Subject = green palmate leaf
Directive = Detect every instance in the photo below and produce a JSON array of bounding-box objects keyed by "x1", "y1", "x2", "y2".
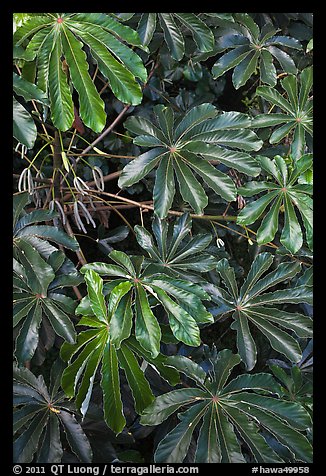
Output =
[
  {"x1": 125, "y1": 336, "x2": 180, "y2": 387},
  {"x1": 237, "y1": 155, "x2": 313, "y2": 252},
  {"x1": 210, "y1": 348, "x2": 241, "y2": 392},
  {"x1": 14, "y1": 13, "x2": 147, "y2": 131},
  {"x1": 212, "y1": 45, "x2": 251, "y2": 78},
  {"x1": 254, "y1": 67, "x2": 313, "y2": 160},
  {"x1": 140, "y1": 349, "x2": 312, "y2": 463},
  {"x1": 42, "y1": 299, "x2": 76, "y2": 344},
  {"x1": 260, "y1": 49, "x2": 277, "y2": 86},
  {"x1": 165, "y1": 355, "x2": 206, "y2": 387},
  {"x1": 121, "y1": 103, "x2": 261, "y2": 217},
  {"x1": 221, "y1": 404, "x2": 282, "y2": 462},
  {"x1": 72, "y1": 13, "x2": 144, "y2": 47},
  {"x1": 60, "y1": 266, "x2": 185, "y2": 434},
  {"x1": 13, "y1": 365, "x2": 92, "y2": 463},
  {"x1": 140, "y1": 388, "x2": 208, "y2": 426},
  {"x1": 48, "y1": 38, "x2": 74, "y2": 131},
  {"x1": 180, "y1": 150, "x2": 237, "y2": 202},
  {"x1": 195, "y1": 406, "x2": 221, "y2": 462},
  {"x1": 267, "y1": 46, "x2": 297, "y2": 74},
  {"x1": 14, "y1": 411, "x2": 49, "y2": 463},
  {"x1": 212, "y1": 15, "x2": 301, "y2": 89},
  {"x1": 108, "y1": 289, "x2": 133, "y2": 347},
  {"x1": 36, "y1": 414, "x2": 63, "y2": 463},
  {"x1": 82, "y1": 250, "x2": 211, "y2": 348},
  {"x1": 211, "y1": 253, "x2": 312, "y2": 370},
  {"x1": 215, "y1": 406, "x2": 245, "y2": 463},
  {"x1": 13, "y1": 231, "x2": 79, "y2": 363}
]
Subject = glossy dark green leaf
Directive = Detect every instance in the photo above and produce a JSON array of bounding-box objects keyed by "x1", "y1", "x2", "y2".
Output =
[
  {"x1": 148, "y1": 284, "x2": 200, "y2": 347},
  {"x1": 221, "y1": 372, "x2": 282, "y2": 396},
  {"x1": 174, "y1": 158, "x2": 208, "y2": 215},
  {"x1": 137, "y1": 13, "x2": 156, "y2": 46},
  {"x1": 232, "y1": 51, "x2": 259, "y2": 89},
  {"x1": 117, "y1": 342, "x2": 155, "y2": 413},
  {"x1": 84, "y1": 269, "x2": 107, "y2": 323},
  {"x1": 165, "y1": 355, "x2": 206, "y2": 387},
  {"x1": 72, "y1": 26, "x2": 143, "y2": 105},
  {"x1": 58, "y1": 410, "x2": 93, "y2": 462},
  {"x1": 101, "y1": 341, "x2": 125, "y2": 434},
  {"x1": 140, "y1": 388, "x2": 208, "y2": 426},
  {"x1": 260, "y1": 49, "x2": 277, "y2": 86},
  {"x1": 231, "y1": 314, "x2": 257, "y2": 371},
  {"x1": 13, "y1": 97, "x2": 37, "y2": 149},
  {"x1": 135, "y1": 284, "x2": 161, "y2": 358},
  {"x1": 61, "y1": 26, "x2": 106, "y2": 132},
  {"x1": 195, "y1": 406, "x2": 220, "y2": 462},
  {"x1": 212, "y1": 253, "x2": 312, "y2": 370},
  {"x1": 153, "y1": 156, "x2": 175, "y2": 218},
  {"x1": 13, "y1": 411, "x2": 49, "y2": 463},
  {"x1": 126, "y1": 336, "x2": 179, "y2": 386},
  {"x1": 37, "y1": 414, "x2": 62, "y2": 463},
  {"x1": 215, "y1": 406, "x2": 245, "y2": 463},
  {"x1": 13, "y1": 72, "x2": 49, "y2": 105},
  {"x1": 118, "y1": 148, "x2": 167, "y2": 188},
  {"x1": 109, "y1": 292, "x2": 133, "y2": 348},
  {"x1": 15, "y1": 239, "x2": 55, "y2": 295},
  {"x1": 222, "y1": 404, "x2": 282, "y2": 462},
  {"x1": 15, "y1": 304, "x2": 42, "y2": 364},
  {"x1": 154, "y1": 401, "x2": 209, "y2": 463},
  {"x1": 158, "y1": 13, "x2": 184, "y2": 61},
  {"x1": 17, "y1": 225, "x2": 79, "y2": 251},
  {"x1": 174, "y1": 13, "x2": 214, "y2": 53},
  {"x1": 42, "y1": 299, "x2": 76, "y2": 344},
  {"x1": 212, "y1": 45, "x2": 251, "y2": 78},
  {"x1": 48, "y1": 38, "x2": 74, "y2": 131}
]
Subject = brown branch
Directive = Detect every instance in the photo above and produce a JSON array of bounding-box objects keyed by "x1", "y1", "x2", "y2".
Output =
[{"x1": 63, "y1": 217, "x2": 87, "y2": 266}]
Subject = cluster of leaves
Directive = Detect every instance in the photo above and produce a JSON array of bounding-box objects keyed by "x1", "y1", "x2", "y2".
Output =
[{"x1": 13, "y1": 12, "x2": 313, "y2": 465}]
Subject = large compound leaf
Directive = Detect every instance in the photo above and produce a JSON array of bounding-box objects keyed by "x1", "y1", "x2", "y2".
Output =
[
  {"x1": 253, "y1": 67, "x2": 313, "y2": 160},
  {"x1": 140, "y1": 349, "x2": 312, "y2": 463},
  {"x1": 212, "y1": 14, "x2": 302, "y2": 89},
  {"x1": 237, "y1": 154, "x2": 313, "y2": 253},
  {"x1": 13, "y1": 13, "x2": 147, "y2": 131},
  {"x1": 61, "y1": 269, "x2": 164, "y2": 433},
  {"x1": 134, "y1": 213, "x2": 216, "y2": 279},
  {"x1": 119, "y1": 103, "x2": 262, "y2": 218},
  {"x1": 81, "y1": 250, "x2": 212, "y2": 354},
  {"x1": 208, "y1": 253, "x2": 312, "y2": 370},
  {"x1": 13, "y1": 365, "x2": 92, "y2": 463}
]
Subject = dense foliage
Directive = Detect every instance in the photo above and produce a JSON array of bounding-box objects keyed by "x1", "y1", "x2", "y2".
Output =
[{"x1": 13, "y1": 12, "x2": 313, "y2": 464}]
